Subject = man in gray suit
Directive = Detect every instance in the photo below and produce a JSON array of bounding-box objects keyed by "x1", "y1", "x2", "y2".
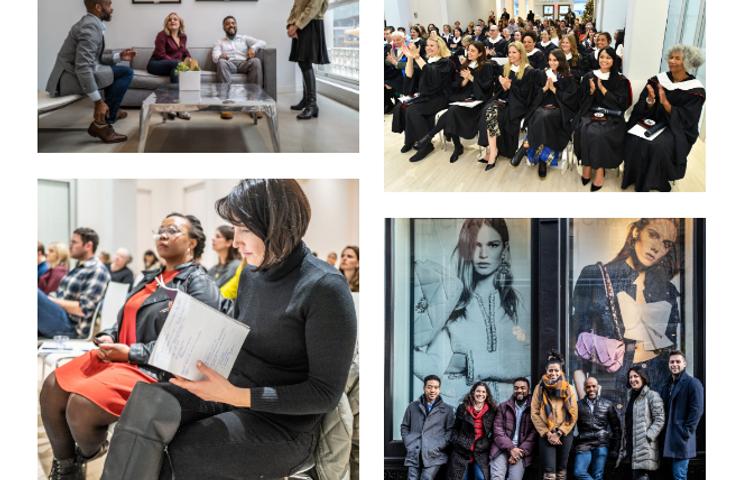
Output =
[{"x1": 46, "y1": 0, "x2": 135, "y2": 143}]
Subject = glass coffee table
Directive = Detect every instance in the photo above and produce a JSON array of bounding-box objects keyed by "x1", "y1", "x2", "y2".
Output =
[{"x1": 138, "y1": 83, "x2": 280, "y2": 153}]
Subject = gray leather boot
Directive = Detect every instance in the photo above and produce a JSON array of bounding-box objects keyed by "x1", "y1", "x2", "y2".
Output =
[{"x1": 100, "y1": 383, "x2": 181, "y2": 480}]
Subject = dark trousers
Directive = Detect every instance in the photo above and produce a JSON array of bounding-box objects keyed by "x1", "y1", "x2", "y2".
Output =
[
  {"x1": 147, "y1": 59, "x2": 180, "y2": 83},
  {"x1": 538, "y1": 433, "x2": 574, "y2": 473},
  {"x1": 37, "y1": 289, "x2": 76, "y2": 338},
  {"x1": 104, "y1": 65, "x2": 133, "y2": 124},
  {"x1": 153, "y1": 383, "x2": 316, "y2": 480}
]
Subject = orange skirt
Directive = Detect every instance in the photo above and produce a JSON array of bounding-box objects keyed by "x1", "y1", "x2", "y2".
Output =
[{"x1": 54, "y1": 350, "x2": 157, "y2": 417}]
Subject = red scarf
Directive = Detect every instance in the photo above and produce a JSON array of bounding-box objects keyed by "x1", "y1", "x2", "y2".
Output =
[{"x1": 466, "y1": 403, "x2": 490, "y2": 451}]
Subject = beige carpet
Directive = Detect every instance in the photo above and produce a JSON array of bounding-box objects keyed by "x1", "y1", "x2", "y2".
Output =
[
  {"x1": 383, "y1": 114, "x2": 706, "y2": 192},
  {"x1": 38, "y1": 92, "x2": 359, "y2": 153}
]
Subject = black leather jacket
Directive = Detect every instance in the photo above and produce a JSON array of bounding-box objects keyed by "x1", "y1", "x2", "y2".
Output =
[
  {"x1": 97, "y1": 262, "x2": 224, "y2": 369},
  {"x1": 575, "y1": 396, "x2": 622, "y2": 453}
]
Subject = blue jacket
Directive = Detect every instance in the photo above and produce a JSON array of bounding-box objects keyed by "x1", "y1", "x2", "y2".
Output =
[{"x1": 660, "y1": 371, "x2": 704, "y2": 459}]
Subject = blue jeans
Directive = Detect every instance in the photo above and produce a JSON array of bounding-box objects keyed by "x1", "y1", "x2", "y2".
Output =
[
  {"x1": 670, "y1": 458, "x2": 689, "y2": 480},
  {"x1": 37, "y1": 289, "x2": 77, "y2": 338},
  {"x1": 104, "y1": 65, "x2": 134, "y2": 124},
  {"x1": 147, "y1": 58, "x2": 180, "y2": 84},
  {"x1": 462, "y1": 462, "x2": 485, "y2": 480},
  {"x1": 573, "y1": 446, "x2": 608, "y2": 480}
]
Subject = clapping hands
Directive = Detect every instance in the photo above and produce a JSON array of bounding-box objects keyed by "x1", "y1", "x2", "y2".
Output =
[{"x1": 499, "y1": 75, "x2": 512, "y2": 90}]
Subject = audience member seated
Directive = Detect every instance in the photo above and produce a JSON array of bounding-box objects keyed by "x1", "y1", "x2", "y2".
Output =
[
  {"x1": 559, "y1": 34, "x2": 585, "y2": 82},
  {"x1": 385, "y1": 32, "x2": 408, "y2": 113},
  {"x1": 39, "y1": 242, "x2": 71, "y2": 295},
  {"x1": 38, "y1": 242, "x2": 50, "y2": 279},
  {"x1": 98, "y1": 250, "x2": 111, "y2": 270},
  {"x1": 38, "y1": 228, "x2": 110, "y2": 338},
  {"x1": 411, "y1": 41, "x2": 499, "y2": 163},
  {"x1": 133, "y1": 249, "x2": 162, "y2": 286},
  {"x1": 46, "y1": 0, "x2": 136, "y2": 144},
  {"x1": 212, "y1": 16, "x2": 266, "y2": 87},
  {"x1": 522, "y1": 31, "x2": 546, "y2": 70},
  {"x1": 622, "y1": 45, "x2": 705, "y2": 192},
  {"x1": 486, "y1": 25, "x2": 508, "y2": 58},
  {"x1": 208, "y1": 225, "x2": 242, "y2": 288},
  {"x1": 575, "y1": 47, "x2": 631, "y2": 191},
  {"x1": 146, "y1": 12, "x2": 192, "y2": 121},
  {"x1": 219, "y1": 258, "x2": 247, "y2": 300},
  {"x1": 391, "y1": 35, "x2": 453, "y2": 157},
  {"x1": 339, "y1": 245, "x2": 360, "y2": 292},
  {"x1": 583, "y1": 32, "x2": 612, "y2": 71},
  {"x1": 537, "y1": 29, "x2": 557, "y2": 56},
  {"x1": 109, "y1": 247, "x2": 135, "y2": 289},
  {"x1": 39, "y1": 213, "x2": 221, "y2": 480}
]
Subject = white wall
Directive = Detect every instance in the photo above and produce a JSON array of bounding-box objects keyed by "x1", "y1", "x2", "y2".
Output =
[
  {"x1": 595, "y1": 0, "x2": 627, "y2": 35},
  {"x1": 44, "y1": 179, "x2": 358, "y2": 274},
  {"x1": 38, "y1": 0, "x2": 297, "y2": 92},
  {"x1": 385, "y1": 0, "x2": 412, "y2": 30}
]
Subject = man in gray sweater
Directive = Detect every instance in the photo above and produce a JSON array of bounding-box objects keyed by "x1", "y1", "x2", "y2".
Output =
[{"x1": 400, "y1": 375, "x2": 455, "y2": 480}]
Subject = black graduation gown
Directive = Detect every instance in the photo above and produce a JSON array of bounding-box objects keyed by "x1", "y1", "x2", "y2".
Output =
[
  {"x1": 565, "y1": 53, "x2": 587, "y2": 83},
  {"x1": 622, "y1": 73, "x2": 706, "y2": 191},
  {"x1": 391, "y1": 57, "x2": 454, "y2": 146},
  {"x1": 525, "y1": 70, "x2": 580, "y2": 152},
  {"x1": 478, "y1": 65, "x2": 536, "y2": 157},
  {"x1": 486, "y1": 37, "x2": 508, "y2": 58},
  {"x1": 582, "y1": 48, "x2": 600, "y2": 71},
  {"x1": 526, "y1": 48, "x2": 547, "y2": 70},
  {"x1": 536, "y1": 41, "x2": 557, "y2": 56},
  {"x1": 574, "y1": 70, "x2": 632, "y2": 169},
  {"x1": 444, "y1": 62, "x2": 500, "y2": 139}
]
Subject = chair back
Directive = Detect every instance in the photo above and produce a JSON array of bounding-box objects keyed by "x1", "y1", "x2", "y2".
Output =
[{"x1": 100, "y1": 282, "x2": 130, "y2": 331}]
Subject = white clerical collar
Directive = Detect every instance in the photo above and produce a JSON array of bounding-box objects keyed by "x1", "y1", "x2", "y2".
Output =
[
  {"x1": 593, "y1": 69, "x2": 610, "y2": 81},
  {"x1": 540, "y1": 41, "x2": 552, "y2": 47},
  {"x1": 510, "y1": 64, "x2": 520, "y2": 73},
  {"x1": 527, "y1": 48, "x2": 541, "y2": 57},
  {"x1": 565, "y1": 52, "x2": 573, "y2": 60},
  {"x1": 427, "y1": 56, "x2": 441, "y2": 63},
  {"x1": 468, "y1": 61, "x2": 478, "y2": 68},
  {"x1": 546, "y1": 68, "x2": 558, "y2": 82},
  {"x1": 490, "y1": 35, "x2": 502, "y2": 44},
  {"x1": 657, "y1": 71, "x2": 704, "y2": 91},
  {"x1": 453, "y1": 36, "x2": 461, "y2": 42}
]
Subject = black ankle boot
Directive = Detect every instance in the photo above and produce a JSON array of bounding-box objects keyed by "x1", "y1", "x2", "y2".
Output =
[
  {"x1": 415, "y1": 133, "x2": 433, "y2": 150},
  {"x1": 101, "y1": 383, "x2": 181, "y2": 480},
  {"x1": 511, "y1": 145, "x2": 528, "y2": 167},
  {"x1": 410, "y1": 142, "x2": 434, "y2": 162},
  {"x1": 297, "y1": 69, "x2": 318, "y2": 120},
  {"x1": 538, "y1": 161, "x2": 547, "y2": 178},
  {"x1": 49, "y1": 458, "x2": 84, "y2": 480},
  {"x1": 450, "y1": 144, "x2": 464, "y2": 163}
]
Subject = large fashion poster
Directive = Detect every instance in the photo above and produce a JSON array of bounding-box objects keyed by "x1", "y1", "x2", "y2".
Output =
[
  {"x1": 568, "y1": 218, "x2": 693, "y2": 405},
  {"x1": 409, "y1": 218, "x2": 531, "y2": 405}
]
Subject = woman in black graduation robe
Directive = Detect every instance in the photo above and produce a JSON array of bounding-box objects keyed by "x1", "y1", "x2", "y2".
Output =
[
  {"x1": 536, "y1": 29, "x2": 557, "y2": 56},
  {"x1": 522, "y1": 32, "x2": 547, "y2": 70},
  {"x1": 574, "y1": 47, "x2": 631, "y2": 191},
  {"x1": 559, "y1": 34, "x2": 586, "y2": 82},
  {"x1": 410, "y1": 41, "x2": 500, "y2": 163},
  {"x1": 477, "y1": 41, "x2": 536, "y2": 169},
  {"x1": 622, "y1": 46, "x2": 706, "y2": 192},
  {"x1": 518, "y1": 49, "x2": 580, "y2": 177},
  {"x1": 391, "y1": 36, "x2": 454, "y2": 154}
]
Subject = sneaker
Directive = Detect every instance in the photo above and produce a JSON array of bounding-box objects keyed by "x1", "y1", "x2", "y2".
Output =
[{"x1": 176, "y1": 112, "x2": 191, "y2": 120}]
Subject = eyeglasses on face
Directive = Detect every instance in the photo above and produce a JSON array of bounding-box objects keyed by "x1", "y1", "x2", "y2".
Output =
[{"x1": 153, "y1": 227, "x2": 184, "y2": 240}]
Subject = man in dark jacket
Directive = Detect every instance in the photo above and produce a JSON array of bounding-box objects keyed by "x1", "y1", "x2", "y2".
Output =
[
  {"x1": 401, "y1": 375, "x2": 455, "y2": 480},
  {"x1": 660, "y1": 351, "x2": 704, "y2": 480},
  {"x1": 573, "y1": 376, "x2": 621, "y2": 480},
  {"x1": 490, "y1": 378, "x2": 537, "y2": 480}
]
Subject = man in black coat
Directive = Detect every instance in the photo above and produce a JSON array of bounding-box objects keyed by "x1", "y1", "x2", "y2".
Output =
[
  {"x1": 660, "y1": 350, "x2": 704, "y2": 480},
  {"x1": 573, "y1": 376, "x2": 621, "y2": 480}
]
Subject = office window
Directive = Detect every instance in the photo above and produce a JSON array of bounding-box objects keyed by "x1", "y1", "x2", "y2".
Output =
[{"x1": 316, "y1": 0, "x2": 359, "y2": 85}]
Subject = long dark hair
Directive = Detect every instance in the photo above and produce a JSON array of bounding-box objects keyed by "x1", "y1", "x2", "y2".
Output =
[
  {"x1": 595, "y1": 47, "x2": 622, "y2": 88},
  {"x1": 610, "y1": 218, "x2": 681, "y2": 278},
  {"x1": 466, "y1": 41, "x2": 489, "y2": 71},
  {"x1": 216, "y1": 225, "x2": 239, "y2": 263},
  {"x1": 464, "y1": 381, "x2": 497, "y2": 410},
  {"x1": 451, "y1": 219, "x2": 519, "y2": 322},
  {"x1": 549, "y1": 48, "x2": 570, "y2": 75},
  {"x1": 339, "y1": 245, "x2": 359, "y2": 292}
]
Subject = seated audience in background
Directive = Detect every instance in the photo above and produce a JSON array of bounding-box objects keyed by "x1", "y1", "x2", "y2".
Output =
[
  {"x1": 449, "y1": 27, "x2": 464, "y2": 55},
  {"x1": 537, "y1": 29, "x2": 557, "y2": 56},
  {"x1": 473, "y1": 24, "x2": 487, "y2": 43},
  {"x1": 39, "y1": 213, "x2": 220, "y2": 480},
  {"x1": 486, "y1": 25, "x2": 508, "y2": 58},
  {"x1": 384, "y1": 25, "x2": 394, "y2": 45},
  {"x1": 615, "y1": 29, "x2": 625, "y2": 58},
  {"x1": 339, "y1": 245, "x2": 360, "y2": 292},
  {"x1": 98, "y1": 250, "x2": 111, "y2": 270},
  {"x1": 38, "y1": 228, "x2": 110, "y2": 338},
  {"x1": 391, "y1": 35, "x2": 453, "y2": 155},
  {"x1": 622, "y1": 45, "x2": 705, "y2": 192},
  {"x1": 326, "y1": 251, "x2": 338, "y2": 268},
  {"x1": 583, "y1": 32, "x2": 612, "y2": 71},
  {"x1": 559, "y1": 34, "x2": 585, "y2": 81},
  {"x1": 522, "y1": 31, "x2": 546, "y2": 70},
  {"x1": 478, "y1": 41, "x2": 536, "y2": 170},
  {"x1": 385, "y1": 31, "x2": 408, "y2": 113},
  {"x1": 441, "y1": 24, "x2": 454, "y2": 44},
  {"x1": 409, "y1": 26, "x2": 424, "y2": 51},
  {"x1": 514, "y1": 49, "x2": 579, "y2": 178},
  {"x1": 208, "y1": 225, "x2": 242, "y2": 288},
  {"x1": 39, "y1": 243, "x2": 71, "y2": 295},
  {"x1": 109, "y1": 247, "x2": 135, "y2": 288},
  {"x1": 212, "y1": 16, "x2": 266, "y2": 87},
  {"x1": 38, "y1": 242, "x2": 50, "y2": 278},
  {"x1": 411, "y1": 41, "x2": 499, "y2": 163},
  {"x1": 133, "y1": 248, "x2": 162, "y2": 286},
  {"x1": 46, "y1": 0, "x2": 136, "y2": 143},
  {"x1": 490, "y1": 378, "x2": 537, "y2": 480},
  {"x1": 574, "y1": 47, "x2": 631, "y2": 191}
]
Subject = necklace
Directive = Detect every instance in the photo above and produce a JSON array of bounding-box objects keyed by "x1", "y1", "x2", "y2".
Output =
[{"x1": 473, "y1": 291, "x2": 497, "y2": 352}]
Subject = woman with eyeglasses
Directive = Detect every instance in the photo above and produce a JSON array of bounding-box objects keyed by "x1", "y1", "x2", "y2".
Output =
[{"x1": 40, "y1": 213, "x2": 221, "y2": 479}]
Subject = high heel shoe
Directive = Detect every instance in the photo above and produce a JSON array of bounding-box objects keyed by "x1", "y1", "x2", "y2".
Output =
[
  {"x1": 590, "y1": 183, "x2": 603, "y2": 192},
  {"x1": 581, "y1": 176, "x2": 590, "y2": 186},
  {"x1": 511, "y1": 144, "x2": 528, "y2": 167},
  {"x1": 485, "y1": 161, "x2": 496, "y2": 171}
]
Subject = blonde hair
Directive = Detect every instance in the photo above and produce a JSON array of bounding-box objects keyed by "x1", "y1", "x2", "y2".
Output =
[
  {"x1": 504, "y1": 41, "x2": 530, "y2": 80},
  {"x1": 163, "y1": 12, "x2": 185, "y2": 36},
  {"x1": 427, "y1": 36, "x2": 452, "y2": 58},
  {"x1": 48, "y1": 242, "x2": 70, "y2": 269}
]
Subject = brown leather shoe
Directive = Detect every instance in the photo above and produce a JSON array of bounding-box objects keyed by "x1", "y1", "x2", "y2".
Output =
[
  {"x1": 87, "y1": 122, "x2": 127, "y2": 143},
  {"x1": 221, "y1": 112, "x2": 234, "y2": 120}
]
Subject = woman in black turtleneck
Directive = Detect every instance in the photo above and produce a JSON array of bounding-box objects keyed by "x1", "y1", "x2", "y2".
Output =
[{"x1": 101, "y1": 179, "x2": 358, "y2": 480}]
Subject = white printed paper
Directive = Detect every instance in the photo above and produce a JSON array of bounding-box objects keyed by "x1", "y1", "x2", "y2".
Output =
[
  {"x1": 628, "y1": 124, "x2": 667, "y2": 142},
  {"x1": 449, "y1": 100, "x2": 483, "y2": 108},
  {"x1": 149, "y1": 292, "x2": 249, "y2": 381}
]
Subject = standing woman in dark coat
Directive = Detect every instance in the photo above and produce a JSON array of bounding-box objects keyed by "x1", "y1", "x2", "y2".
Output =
[
  {"x1": 411, "y1": 41, "x2": 500, "y2": 163},
  {"x1": 478, "y1": 41, "x2": 536, "y2": 170},
  {"x1": 622, "y1": 45, "x2": 705, "y2": 192},
  {"x1": 574, "y1": 47, "x2": 631, "y2": 191},
  {"x1": 515, "y1": 49, "x2": 580, "y2": 178},
  {"x1": 287, "y1": 0, "x2": 330, "y2": 120},
  {"x1": 392, "y1": 34, "x2": 454, "y2": 156},
  {"x1": 447, "y1": 382, "x2": 497, "y2": 480},
  {"x1": 100, "y1": 179, "x2": 358, "y2": 480}
]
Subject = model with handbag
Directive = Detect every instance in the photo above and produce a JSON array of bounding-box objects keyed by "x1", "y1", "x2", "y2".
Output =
[{"x1": 571, "y1": 218, "x2": 681, "y2": 404}]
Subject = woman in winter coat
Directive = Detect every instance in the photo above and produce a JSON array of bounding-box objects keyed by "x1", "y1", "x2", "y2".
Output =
[
  {"x1": 617, "y1": 366, "x2": 665, "y2": 480},
  {"x1": 448, "y1": 382, "x2": 497, "y2": 480}
]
